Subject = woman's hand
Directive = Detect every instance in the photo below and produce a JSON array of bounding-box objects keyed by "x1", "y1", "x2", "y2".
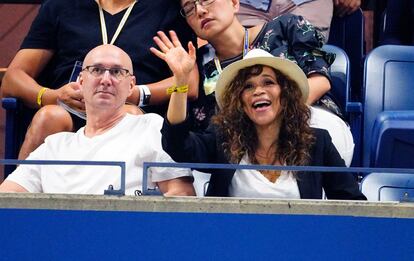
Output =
[
  {"x1": 150, "y1": 31, "x2": 195, "y2": 125},
  {"x1": 150, "y1": 30, "x2": 196, "y2": 86}
]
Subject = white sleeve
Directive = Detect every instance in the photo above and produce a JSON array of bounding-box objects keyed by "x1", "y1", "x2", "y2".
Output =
[
  {"x1": 149, "y1": 150, "x2": 193, "y2": 183},
  {"x1": 5, "y1": 143, "x2": 48, "y2": 192},
  {"x1": 145, "y1": 116, "x2": 192, "y2": 183}
]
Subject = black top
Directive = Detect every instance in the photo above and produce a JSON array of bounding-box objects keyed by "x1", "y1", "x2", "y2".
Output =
[
  {"x1": 22, "y1": 0, "x2": 195, "y2": 103},
  {"x1": 161, "y1": 118, "x2": 366, "y2": 200}
]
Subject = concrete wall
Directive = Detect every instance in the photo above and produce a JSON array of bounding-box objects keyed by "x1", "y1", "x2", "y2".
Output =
[{"x1": 1, "y1": 194, "x2": 414, "y2": 259}]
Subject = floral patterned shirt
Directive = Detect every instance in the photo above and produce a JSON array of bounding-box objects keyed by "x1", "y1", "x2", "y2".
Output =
[{"x1": 189, "y1": 14, "x2": 336, "y2": 132}]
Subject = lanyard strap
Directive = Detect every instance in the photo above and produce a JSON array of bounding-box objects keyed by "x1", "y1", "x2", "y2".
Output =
[
  {"x1": 214, "y1": 28, "x2": 249, "y2": 74},
  {"x1": 98, "y1": 0, "x2": 136, "y2": 45}
]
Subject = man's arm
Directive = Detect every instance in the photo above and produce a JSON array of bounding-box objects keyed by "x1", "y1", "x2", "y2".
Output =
[
  {"x1": 0, "y1": 180, "x2": 29, "y2": 193},
  {"x1": 157, "y1": 177, "x2": 195, "y2": 196}
]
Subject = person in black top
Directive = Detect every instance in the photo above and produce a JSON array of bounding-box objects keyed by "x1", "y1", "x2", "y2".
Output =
[{"x1": 1, "y1": 0, "x2": 199, "y2": 159}]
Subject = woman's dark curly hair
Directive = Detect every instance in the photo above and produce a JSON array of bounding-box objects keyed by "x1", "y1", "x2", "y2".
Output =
[{"x1": 212, "y1": 65, "x2": 315, "y2": 166}]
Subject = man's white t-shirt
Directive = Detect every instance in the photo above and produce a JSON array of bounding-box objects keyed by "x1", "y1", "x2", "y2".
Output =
[{"x1": 6, "y1": 114, "x2": 191, "y2": 195}]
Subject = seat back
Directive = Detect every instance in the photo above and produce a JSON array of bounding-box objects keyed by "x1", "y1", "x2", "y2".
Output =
[
  {"x1": 322, "y1": 44, "x2": 363, "y2": 166},
  {"x1": 1, "y1": 98, "x2": 34, "y2": 176},
  {"x1": 328, "y1": 8, "x2": 365, "y2": 101},
  {"x1": 362, "y1": 45, "x2": 414, "y2": 167},
  {"x1": 321, "y1": 44, "x2": 350, "y2": 116},
  {"x1": 371, "y1": 111, "x2": 414, "y2": 168},
  {"x1": 361, "y1": 172, "x2": 414, "y2": 201}
]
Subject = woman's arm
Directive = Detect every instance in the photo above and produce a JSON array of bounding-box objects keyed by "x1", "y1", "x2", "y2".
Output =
[
  {"x1": 318, "y1": 129, "x2": 366, "y2": 200},
  {"x1": 306, "y1": 74, "x2": 331, "y2": 105},
  {"x1": 127, "y1": 30, "x2": 199, "y2": 109},
  {"x1": 151, "y1": 31, "x2": 219, "y2": 163},
  {"x1": 150, "y1": 30, "x2": 196, "y2": 124},
  {"x1": 278, "y1": 14, "x2": 334, "y2": 104},
  {"x1": 125, "y1": 65, "x2": 199, "y2": 106},
  {"x1": 1, "y1": 49, "x2": 84, "y2": 111}
]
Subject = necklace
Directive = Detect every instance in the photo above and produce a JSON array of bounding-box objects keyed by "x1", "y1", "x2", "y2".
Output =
[
  {"x1": 260, "y1": 169, "x2": 282, "y2": 183},
  {"x1": 255, "y1": 152, "x2": 281, "y2": 183},
  {"x1": 214, "y1": 28, "x2": 249, "y2": 73},
  {"x1": 98, "y1": 0, "x2": 137, "y2": 45}
]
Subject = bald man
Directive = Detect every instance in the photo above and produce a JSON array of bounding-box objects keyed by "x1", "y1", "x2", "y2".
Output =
[{"x1": 0, "y1": 45, "x2": 195, "y2": 196}]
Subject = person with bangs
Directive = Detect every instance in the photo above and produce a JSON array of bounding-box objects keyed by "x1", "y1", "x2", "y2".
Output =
[{"x1": 151, "y1": 37, "x2": 365, "y2": 199}]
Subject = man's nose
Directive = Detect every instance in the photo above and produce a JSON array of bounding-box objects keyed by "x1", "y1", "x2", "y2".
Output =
[{"x1": 100, "y1": 70, "x2": 112, "y2": 84}]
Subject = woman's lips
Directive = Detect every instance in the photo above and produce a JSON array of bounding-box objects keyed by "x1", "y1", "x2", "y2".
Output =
[{"x1": 201, "y1": 18, "x2": 213, "y2": 29}]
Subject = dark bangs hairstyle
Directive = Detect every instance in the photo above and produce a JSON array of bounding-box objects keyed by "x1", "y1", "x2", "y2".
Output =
[{"x1": 212, "y1": 65, "x2": 315, "y2": 166}]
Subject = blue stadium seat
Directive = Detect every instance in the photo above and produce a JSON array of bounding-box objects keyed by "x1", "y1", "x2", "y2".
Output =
[
  {"x1": 371, "y1": 111, "x2": 414, "y2": 168},
  {"x1": 322, "y1": 44, "x2": 362, "y2": 166},
  {"x1": 1, "y1": 98, "x2": 34, "y2": 176},
  {"x1": 360, "y1": 172, "x2": 414, "y2": 201},
  {"x1": 362, "y1": 45, "x2": 414, "y2": 167},
  {"x1": 327, "y1": 8, "x2": 365, "y2": 101}
]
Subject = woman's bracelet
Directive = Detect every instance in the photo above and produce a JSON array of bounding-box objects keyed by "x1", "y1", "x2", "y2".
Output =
[
  {"x1": 37, "y1": 87, "x2": 49, "y2": 107},
  {"x1": 166, "y1": 84, "x2": 189, "y2": 95}
]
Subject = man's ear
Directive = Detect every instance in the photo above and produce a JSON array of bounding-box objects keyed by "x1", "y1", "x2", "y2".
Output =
[
  {"x1": 128, "y1": 76, "x2": 136, "y2": 97},
  {"x1": 78, "y1": 72, "x2": 84, "y2": 93},
  {"x1": 78, "y1": 72, "x2": 84, "y2": 85}
]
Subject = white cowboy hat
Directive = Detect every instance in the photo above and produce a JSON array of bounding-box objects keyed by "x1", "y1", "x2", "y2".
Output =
[{"x1": 215, "y1": 48, "x2": 309, "y2": 109}]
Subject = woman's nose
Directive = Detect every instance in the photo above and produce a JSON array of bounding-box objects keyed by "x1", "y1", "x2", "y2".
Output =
[
  {"x1": 195, "y1": 2, "x2": 208, "y2": 16},
  {"x1": 253, "y1": 85, "x2": 265, "y2": 95}
]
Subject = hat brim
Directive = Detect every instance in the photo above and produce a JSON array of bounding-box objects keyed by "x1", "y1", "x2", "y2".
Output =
[{"x1": 215, "y1": 56, "x2": 309, "y2": 109}]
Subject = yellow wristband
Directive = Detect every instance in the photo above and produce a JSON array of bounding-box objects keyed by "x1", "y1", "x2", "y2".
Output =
[
  {"x1": 37, "y1": 87, "x2": 48, "y2": 107},
  {"x1": 166, "y1": 86, "x2": 176, "y2": 95},
  {"x1": 166, "y1": 84, "x2": 189, "y2": 95},
  {"x1": 176, "y1": 85, "x2": 189, "y2": 93}
]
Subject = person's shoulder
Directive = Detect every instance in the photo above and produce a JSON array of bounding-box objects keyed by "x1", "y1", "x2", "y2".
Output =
[
  {"x1": 310, "y1": 127, "x2": 331, "y2": 143},
  {"x1": 44, "y1": 130, "x2": 76, "y2": 145},
  {"x1": 127, "y1": 113, "x2": 164, "y2": 127},
  {"x1": 130, "y1": 112, "x2": 162, "y2": 121},
  {"x1": 272, "y1": 13, "x2": 300, "y2": 22},
  {"x1": 268, "y1": 13, "x2": 307, "y2": 27},
  {"x1": 40, "y1": 0, "x2": 77, "y2": 9},
  {"x1": 38, "y1": 0, "x2": 89, "y2": 16}
]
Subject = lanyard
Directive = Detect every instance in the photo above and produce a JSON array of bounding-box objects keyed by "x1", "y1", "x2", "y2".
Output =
[
  {"x1": 214, "y1": 28, "x2": 249, "y2": 73},
  {"x1": 98, "y1": 0, "x2": 136, "y2": 45}
]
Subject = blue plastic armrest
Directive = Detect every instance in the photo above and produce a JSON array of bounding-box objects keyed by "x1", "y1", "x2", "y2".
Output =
[{"x1": 2, "y1": 97, "x2": 18, "y2": 110}]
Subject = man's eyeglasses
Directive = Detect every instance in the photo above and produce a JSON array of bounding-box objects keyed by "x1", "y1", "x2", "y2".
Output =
[
  {"x1": 83, "y1": 65, "x2": 131, "y2": 80},
  {"x1": 180, "y1": 0, "x2": 216, "y2": 17}
]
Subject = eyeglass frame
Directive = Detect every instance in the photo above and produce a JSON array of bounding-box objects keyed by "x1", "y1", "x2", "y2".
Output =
[
  {"x1": 180, "y1": 0, "x2": 216, "y2": 17},
  {"x1": 82, "y1": 65, "x2": 132, "y2": 80}
]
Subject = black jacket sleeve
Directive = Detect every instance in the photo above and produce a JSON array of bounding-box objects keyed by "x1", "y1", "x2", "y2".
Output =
[
  {"x1": 316, "y1": 129, "x2": 366, "y2": 200},
  {"x1": 161, "y1": 118, "x2": 219, "y2": 164}
]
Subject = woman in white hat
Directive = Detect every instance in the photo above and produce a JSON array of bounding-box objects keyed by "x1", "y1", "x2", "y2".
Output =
[
  {"x1": 152, "y1": 39, "x2": 365, "y2": 199},
  {"x1": 152, "y1": 0, "x2": 354, "y2": 166}
]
